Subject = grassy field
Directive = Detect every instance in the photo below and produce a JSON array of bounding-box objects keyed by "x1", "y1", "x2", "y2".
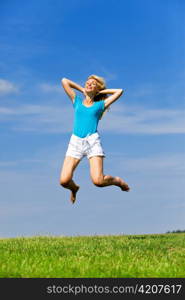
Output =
[{"x1": 0, "y1": 233, "x2": 185, "y2": 278}]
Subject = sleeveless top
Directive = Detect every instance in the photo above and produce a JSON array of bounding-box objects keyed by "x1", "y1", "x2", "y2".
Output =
[{"x1": 72, "y1": 94, "x2": 105, "y2": 138}]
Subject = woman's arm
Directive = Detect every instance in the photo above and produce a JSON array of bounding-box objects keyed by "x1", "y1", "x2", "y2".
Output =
[
  {"x1": 98, "y1": 89, "x2": 124, "y2": 108},
  {"x1": 61, "y1": 78, "x2": 84, "y2": 102}
]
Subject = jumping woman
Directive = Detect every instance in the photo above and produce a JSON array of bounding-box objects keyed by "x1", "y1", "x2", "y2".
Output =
[{"x1": 60, "y1": 75, "x2": 130, "y2": 203}]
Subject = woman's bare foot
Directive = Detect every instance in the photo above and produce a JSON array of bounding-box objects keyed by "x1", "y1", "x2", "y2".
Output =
[
  {"x1": 70, "y1": 185, "x2": 80, "y2": 204},
  {"x1": 115, "y1": 177, "x2": 130, "y2": 192}
]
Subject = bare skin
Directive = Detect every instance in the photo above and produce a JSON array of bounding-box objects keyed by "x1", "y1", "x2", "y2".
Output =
[
  {"x1": 59, "y1": 155, "x2": 130, "y2": 204},
  {"x1": 63, "y1": 179, "x2": 80, "y2": 204},
  {"x1": 115, "y1": 177, "x2": 130, "y2": 191},
  {"x1": 89, "y1": 156, "x2": 130, "y2": 192},
  {"x1": 70, "y1": 183, "x2": 80, "y2": 203},
  {"x1": 60, "y1": 77, "x2": 130, "y2": 203},
  {"x1": 59, "y1": 156, "x2": 81, "y2": 204}
]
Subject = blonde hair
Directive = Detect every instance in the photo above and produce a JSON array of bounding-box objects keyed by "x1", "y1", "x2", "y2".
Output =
[{"x1": 87, "y1": 74, "x2": 109, "y2": 120}]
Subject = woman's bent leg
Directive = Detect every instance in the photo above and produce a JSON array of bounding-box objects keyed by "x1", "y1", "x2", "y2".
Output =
[
  {"x1": 89, "y1": 156, "x2": 130, "y2": 191},
  {"x1": 59, "y1": 156, "x2": 81, "y2": 203}
]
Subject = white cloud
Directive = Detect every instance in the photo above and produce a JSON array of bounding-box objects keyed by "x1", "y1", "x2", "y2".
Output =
[
  {"x1": 128, "y1": 84, "x2": 157, "y2": 98},
  {"x1": 39, "y1": 83, "x2": 64, "y2": 94},
  {"x1": 0, "y1": 102, "x2": 73, "y2": 131},
  {"x1": 0, "y1": 144, "x2": 184, "y2": 236},
  {"x1": 120, "y1": 153, "x2": 185, "y2": 175},
  {"x1": 0, "y1": 159, "x2": 43, "y2": 168},
  {"x1": 0, "y1": 100, "x2": 185, "y2": 135},
  {"x1": 100, "y1": 103, "x2": 185, "y2": 134},
  {"x1": 0, "y1": 79, "x2": 19, "y2": 95},
  {"x1": 98, "y1": 67, "x2": 118, "y2": 82}
]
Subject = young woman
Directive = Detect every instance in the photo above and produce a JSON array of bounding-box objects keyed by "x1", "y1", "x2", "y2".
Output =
[{"x1": 60, "y1": 75, "x2": 130, "y2": 203}]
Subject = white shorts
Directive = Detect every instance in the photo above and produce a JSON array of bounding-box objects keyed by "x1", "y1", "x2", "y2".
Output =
[{"x1": 65, "y1": 132, "x2": 105, "y2": 160}]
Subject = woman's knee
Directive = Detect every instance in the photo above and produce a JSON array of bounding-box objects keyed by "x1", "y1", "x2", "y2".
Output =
[
  {"x1": 91, "y1": 176, "x2": 104, "y2": 187},
  {"x1": 60, "y1": 175, "x2": 72, "y2": 187}
]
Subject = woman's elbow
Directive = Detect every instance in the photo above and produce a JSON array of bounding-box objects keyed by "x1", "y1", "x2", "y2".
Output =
[
  {"x1": 118, "y1": 89, "x2": 123, "y2": 96},
  {"x1": 61, "y1": 77, "x2": 67, "y2": 83}
]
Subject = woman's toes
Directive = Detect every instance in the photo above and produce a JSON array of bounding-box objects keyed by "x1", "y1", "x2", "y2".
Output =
[{"x1": 70, "y1": 186, "x2": 80, "y2": 204}]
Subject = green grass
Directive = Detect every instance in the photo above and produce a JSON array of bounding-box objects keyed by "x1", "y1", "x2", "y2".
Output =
[{"x1": 0, "y1": 234, "x2": 185, "y2": 278}]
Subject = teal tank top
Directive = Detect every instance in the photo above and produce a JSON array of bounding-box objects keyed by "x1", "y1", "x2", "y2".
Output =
[{"x1": 72, "y1": 94, "x2": 105, "y2": 138}]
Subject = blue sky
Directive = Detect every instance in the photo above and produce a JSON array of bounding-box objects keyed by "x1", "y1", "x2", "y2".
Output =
[{"x1": 0, "y1": 0, "x2": 185, "y2": 237}]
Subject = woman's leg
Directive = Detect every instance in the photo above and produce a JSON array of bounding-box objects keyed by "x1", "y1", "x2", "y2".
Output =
[
  {"x1": 59, "y1": 156, "x2": 81, "y2": 203},
  {"x1": 89, "y1": 156, "x2": 130, "y2": 191}
]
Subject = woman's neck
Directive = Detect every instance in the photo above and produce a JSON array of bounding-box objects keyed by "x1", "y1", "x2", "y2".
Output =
[{"x1": 84, "y1": 94, "x2": 94, "y2": 103}]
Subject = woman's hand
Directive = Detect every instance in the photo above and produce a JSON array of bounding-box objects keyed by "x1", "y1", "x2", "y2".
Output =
[{"x1": 61, "y1": 78, "x2": 85, "y2": 101}]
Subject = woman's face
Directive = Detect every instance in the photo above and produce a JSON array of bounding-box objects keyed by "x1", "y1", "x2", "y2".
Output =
[{"x1": 85, "y1": 79, "x2": 99, "y2": 94}]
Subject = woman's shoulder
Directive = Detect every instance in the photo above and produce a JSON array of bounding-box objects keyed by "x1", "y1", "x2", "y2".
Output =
[
  {"x1": 96, "y1": 99, "x2": 105, "y2": 110},
  {"x1": 74, "y1": 94, "x2": 82, "y2": 100},
  {"x1": 73, "y1": 94, "x2": 82, "y2": 106}
]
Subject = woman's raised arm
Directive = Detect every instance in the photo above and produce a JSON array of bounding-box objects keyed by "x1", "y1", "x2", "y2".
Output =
[
  {"x1": 98, "y1": 88, "x2": 124, "y2": 109},
  {"x1": 61, "y1": 78, "x2": 84, "y2": 102}
]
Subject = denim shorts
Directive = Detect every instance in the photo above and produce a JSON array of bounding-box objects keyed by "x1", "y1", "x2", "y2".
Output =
[{"x1": 65, "y1": 132, "x2": 105, "y2": 160}]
